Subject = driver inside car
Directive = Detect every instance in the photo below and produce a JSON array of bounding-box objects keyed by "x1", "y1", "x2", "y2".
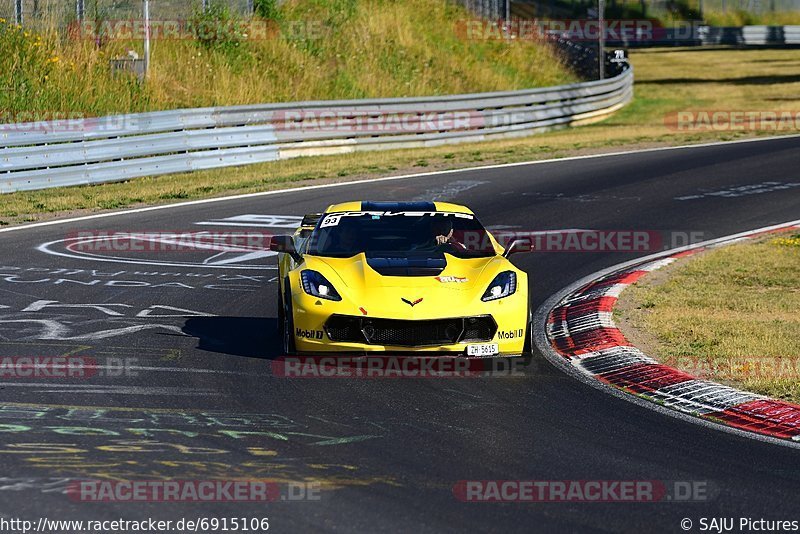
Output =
[{"x1": 427, "y1": 218, "x2": 467, "y2": 251}]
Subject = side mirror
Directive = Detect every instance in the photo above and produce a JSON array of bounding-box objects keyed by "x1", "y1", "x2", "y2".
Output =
[
  {"x1": 270, "y1": 235, "x2": 302, "y2": 262},
  {"x1": 503, "y1": 238, "x2": 533, "y2": 258}
]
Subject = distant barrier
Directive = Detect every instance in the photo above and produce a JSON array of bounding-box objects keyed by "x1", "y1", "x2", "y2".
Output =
[{"x1": 594, "y1": 24, "x2": 800, "y2": 47}]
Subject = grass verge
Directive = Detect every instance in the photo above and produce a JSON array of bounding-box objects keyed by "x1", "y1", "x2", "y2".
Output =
[
  {"x1": 1, "y1": 47, "x2": 799, "y2": 226},
  {"x1": 702, "y1": 9, "x2": 800, "y2": 25},
  {"x1": 0, "y1": 0, "x2": 571, "y2": 115},
  {"x1": 617, "y1": 232, "x2": 800, "y2": 402}
]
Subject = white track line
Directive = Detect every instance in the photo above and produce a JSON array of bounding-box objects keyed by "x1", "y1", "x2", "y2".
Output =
[{"x1": 0, "y1": 382, "x2": 220, "y2": 396}]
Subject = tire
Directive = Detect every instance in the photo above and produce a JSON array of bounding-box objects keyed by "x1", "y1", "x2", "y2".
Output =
[
  {"x1": 277, "y1": 279, "x2": 284, "y2": 326},
  {"x1": 522, "y1": 296, "x2": 533, "y2": 355},
  {"x1": 282, "y1": 279, "x2": 296, "y2": 355}
]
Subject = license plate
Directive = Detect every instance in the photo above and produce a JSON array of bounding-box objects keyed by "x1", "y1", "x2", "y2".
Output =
[{"x1": 466, "y1": 343, "x2": 499, "y2": 357}]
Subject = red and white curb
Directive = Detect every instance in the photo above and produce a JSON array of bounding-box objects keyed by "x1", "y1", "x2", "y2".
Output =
[{"x1": 534, "y1": 219, "x2": 800, "y2": 447}]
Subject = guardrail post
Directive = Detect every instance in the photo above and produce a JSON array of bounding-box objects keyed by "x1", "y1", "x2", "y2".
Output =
[
  {"x1": 14, "y1": 0, "x2": 23, "y2": 25},
  {"x1": 76, "y1": 0, "x2": 85, "y2": 21}
]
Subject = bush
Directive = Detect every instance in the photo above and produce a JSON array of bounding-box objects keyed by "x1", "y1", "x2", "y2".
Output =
[
  {"x1": 190, "y1": 2, "x2": 248, "y2": 53},
  {"x1": 255, "y1": 0, "x2": 281, "y2": 20}
]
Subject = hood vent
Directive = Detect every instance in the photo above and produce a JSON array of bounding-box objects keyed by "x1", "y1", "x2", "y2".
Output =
[{"x1": 367, "y1": 256, "x2": 446, "y2": 277}]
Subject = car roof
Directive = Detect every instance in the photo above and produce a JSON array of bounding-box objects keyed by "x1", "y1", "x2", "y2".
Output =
[{"x1": 324, "y1": 201, "x2": 474, "y2": 214}]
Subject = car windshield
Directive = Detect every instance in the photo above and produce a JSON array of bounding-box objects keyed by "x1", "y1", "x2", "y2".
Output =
[{"x1": 306, "y1": 211, "x2": 497, "y2": 259}]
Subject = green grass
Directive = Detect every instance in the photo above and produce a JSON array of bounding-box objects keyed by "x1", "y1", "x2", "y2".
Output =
[{"x1": 620, "y1": 234, "x2": 800, "y2": 402}]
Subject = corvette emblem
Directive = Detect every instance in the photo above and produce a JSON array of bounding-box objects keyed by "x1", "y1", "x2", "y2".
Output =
[{"x1": 401, "y1": 297, "x2": 424, "y2": 307}]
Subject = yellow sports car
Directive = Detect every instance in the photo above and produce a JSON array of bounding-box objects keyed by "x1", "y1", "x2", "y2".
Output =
[{"x1": 270, "y1": 201, "x2": 530, "y2": 357}]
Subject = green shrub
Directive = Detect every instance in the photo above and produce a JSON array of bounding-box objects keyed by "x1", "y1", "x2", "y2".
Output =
[
  {"x1": 189, "y1": 2, "x2": 248, "y2": 53},
  {"x1": 255, "y1": 0, "x2": 281, "y2": 20}
]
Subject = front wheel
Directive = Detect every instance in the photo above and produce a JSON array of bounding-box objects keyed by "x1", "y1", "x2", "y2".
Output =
[{"x1": 522, "y1": 296, "x2": 533, "y2": 355}]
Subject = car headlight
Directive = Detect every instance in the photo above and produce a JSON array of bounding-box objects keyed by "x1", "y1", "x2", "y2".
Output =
[
  {"x1": 301, "y1": 270, "x2": 342, "y2": 301},
  {"x1": 481, "y1": 271, "x2": 517, "y2": 302}
]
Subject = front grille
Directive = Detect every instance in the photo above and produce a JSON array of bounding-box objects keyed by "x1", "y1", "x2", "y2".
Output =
[{"x1": 325, "y1": 314, "x2": 497, "y2": 347}]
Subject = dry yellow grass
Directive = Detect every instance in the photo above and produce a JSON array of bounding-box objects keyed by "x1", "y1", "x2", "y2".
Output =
[
  {"x1": 702, "y1": 9, "x2": 800, "y2": 25},
  {"x1": 1, "y1": 0, "x2": 572, "y2": 115},
  {"x1": 619, "y1": 234, "x2": 800, "y2": 402}
]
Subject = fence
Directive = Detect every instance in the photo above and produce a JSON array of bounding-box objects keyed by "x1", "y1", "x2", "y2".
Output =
[
  {"x1": 6, "y1": 0, "x2": 800, "y2": 30},
  {"x1": 1, "y1": 0, "x2": 258, "y2": 30},
  {"x1": 0, "y1": 66, "x2": 633, "y2": 193},
  {"x1": 453, "y1": 0, "x2": 511, "y2": 19}
]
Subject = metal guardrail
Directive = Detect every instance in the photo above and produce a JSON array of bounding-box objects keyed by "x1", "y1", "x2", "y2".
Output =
[{"x1": 0, "y1": 67, "x2": 632, "y2": 194}]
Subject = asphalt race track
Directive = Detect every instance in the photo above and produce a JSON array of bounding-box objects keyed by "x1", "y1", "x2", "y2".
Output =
[{"x1": 0, "y1": 136, "x2": 799, "y2": 532}]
